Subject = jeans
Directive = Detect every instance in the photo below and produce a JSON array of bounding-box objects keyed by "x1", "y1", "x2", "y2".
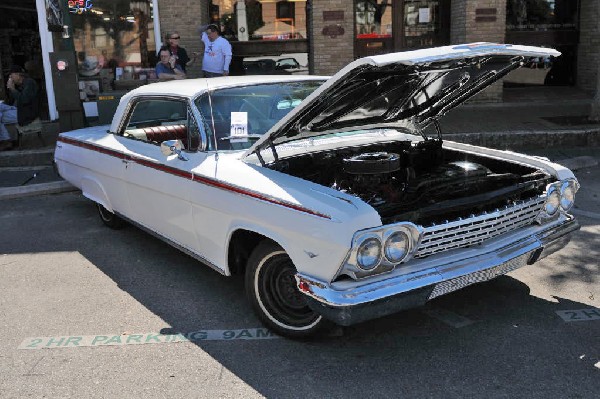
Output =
[{"x1": 0, "y1": 102, "x2": 18, "y2": 141}]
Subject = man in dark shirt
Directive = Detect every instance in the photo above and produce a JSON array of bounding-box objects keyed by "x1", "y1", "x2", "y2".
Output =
[
  {"x1": 0, "y1": 65, "x2": 39, "y2": 151},
  {"x1": 155, "y1": 48, "x2": 186, "y2": 80}
]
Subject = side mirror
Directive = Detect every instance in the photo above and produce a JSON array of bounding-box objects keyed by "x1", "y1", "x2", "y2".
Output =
[{"x1": 160, "y1": 140, "x2": 188, "y2": 161}]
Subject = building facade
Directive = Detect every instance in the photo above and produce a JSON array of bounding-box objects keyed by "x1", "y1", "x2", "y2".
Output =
[{"x1": 0, "y1": 0, "x2": 597, "y2": 124}]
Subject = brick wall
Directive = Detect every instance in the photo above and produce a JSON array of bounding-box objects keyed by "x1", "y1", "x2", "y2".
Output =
[
  {"x1": 156, "y1": 0, "x2": 208, "y2": 78},
  {"x1": 309, "y1": 1, "x2": 354, "y2": 76},
  {"x1": 452, "y1": 0, "x2": 507, "y2": 102},
  {"x1": 450, "y1": 0, "x2": 467, "y2": 43},
  {"x1": 577, "y1": 0, "x2": 599, "y2": 92},
  {"x1": 464, "y1": 0, "x2": 506, "y2": 43}
]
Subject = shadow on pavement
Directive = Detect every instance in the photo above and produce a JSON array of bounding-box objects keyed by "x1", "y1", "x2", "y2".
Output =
[{"x1": 1, "y1": 192, "x2": 598, "y2": 398}]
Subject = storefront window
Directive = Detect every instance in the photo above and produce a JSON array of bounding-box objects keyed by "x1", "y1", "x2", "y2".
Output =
[
  {"x1": 403, "y1": 0, "x2": 443, "y2": 48},
  {"x1": 210, "y1": 0, "x2": 307, "y2": 41},
  {"x1": 71, "y1": 0, "x2": 156, "y2": 99},
  {"x1": 505, "y1": 0, "x2": 579, "y2": 86},
  {"x1": 355, "y1": 0, "x2": 392, "y2": 38},
  {"x1": 506, "y1": 0, "x2": 578, "y2": 31}
]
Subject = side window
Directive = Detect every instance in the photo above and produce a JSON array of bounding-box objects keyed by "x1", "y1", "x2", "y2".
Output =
[{"x1": 122, "y1": 98, "x2": 191, "y2": 148}]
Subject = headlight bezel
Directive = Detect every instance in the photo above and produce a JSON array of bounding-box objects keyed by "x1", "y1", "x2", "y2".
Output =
[
  {"x1": 559, "y1": 178, "x2": 579, "y2": 212},
  {"x1": 539, "y1": 178, "x2": 579, "y2": 219},
  {"x1": 356, "y1": 235, "x2": 382, "y2": 271},
  {"x1": 339, "y1": 223, "x2": 422, "y2": 280},
  {"x1": 545, "y1": 184, "x2": 561, "y2": 216},
  {"x1": 383, "y1": 229, "x2": 412, "y2": 264}
]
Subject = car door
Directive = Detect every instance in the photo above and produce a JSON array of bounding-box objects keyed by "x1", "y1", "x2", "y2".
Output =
[{"x1": 117, "y1": 96, "x2": 211, "y2": 251}]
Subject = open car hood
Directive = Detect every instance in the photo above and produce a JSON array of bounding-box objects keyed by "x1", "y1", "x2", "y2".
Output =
[{"x1": 242, "y1": 43, "x2": 560, "y2": 159}]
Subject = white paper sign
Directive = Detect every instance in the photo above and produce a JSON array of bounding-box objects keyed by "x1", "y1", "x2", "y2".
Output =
[
  {"x1": 419, "y1": 7, "x2": 430, "y2": 23},
  {"x1": 230, "y1": 112, "x2": 248, "y2": 143}
]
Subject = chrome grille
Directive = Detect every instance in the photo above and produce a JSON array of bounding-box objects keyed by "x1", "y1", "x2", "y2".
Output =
[{"x1": 415, "y1": 196, "x2": 546, "y2": 258}]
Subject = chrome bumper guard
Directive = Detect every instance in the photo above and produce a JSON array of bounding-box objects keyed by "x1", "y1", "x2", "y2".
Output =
[{"x1": 297, "y1": 217, "x2": 579, "y2": 326}]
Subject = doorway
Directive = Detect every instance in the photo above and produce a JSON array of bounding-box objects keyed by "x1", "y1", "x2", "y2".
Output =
[
  {"x1": 354, "y1": 0, "x2": 450, "y2": 59},
  {"x1": 0, "y1": 0, "x2": 48, "y2": 119}
]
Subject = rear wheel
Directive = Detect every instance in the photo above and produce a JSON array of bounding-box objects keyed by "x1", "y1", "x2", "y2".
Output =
[
  {"x1": 97, "y1": 203, "x2": 125, "y2": 229},
  {"x1": 245, "y1": 241, "x2": 324, "y2": 338}
]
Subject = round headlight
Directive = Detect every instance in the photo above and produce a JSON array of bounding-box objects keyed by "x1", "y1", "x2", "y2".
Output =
[
  {"x1": 356, "y1": 238, "x2": 382, "y2": 270},
  {"x1": 384, "y1": 231, "x2": 410, "y2": 263},
  {"x1": 560, "y1": 180, "x2": 577, "y2": 211},
  {"x1": 545, "y1": 185, "x2": 560, "y2": 216}
]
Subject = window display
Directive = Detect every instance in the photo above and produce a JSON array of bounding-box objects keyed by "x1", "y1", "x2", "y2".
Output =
[
  {"x1": 355, "y1": 0, "x2": 392, "y2": 39},
  {"x1": 403, "y1": 0, "x2": 441, "y2": 48},
  {"x1": 210, "y1": 0, "x2": 307, "y2": 41},
  {"x1": 506, "y1": 0, "x2": 578, "y2": 31},
  {"x1": 71, "y1": 0, "x2": 157, "y2": 95}
]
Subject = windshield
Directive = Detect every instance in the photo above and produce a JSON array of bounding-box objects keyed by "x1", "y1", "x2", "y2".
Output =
[{"x1": 195, "y1": 81, "x2": 323, "y2": 151}]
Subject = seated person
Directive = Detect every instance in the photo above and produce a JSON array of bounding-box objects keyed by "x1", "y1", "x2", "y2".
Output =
[
  {"x1": 0, "y1": 65, "x2": 40, "y2": 151},
  {"x1": 155, "y1": 47, "x2": 186, "y2": 81}
]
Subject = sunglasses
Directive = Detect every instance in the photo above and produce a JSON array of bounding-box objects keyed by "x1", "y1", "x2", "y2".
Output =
[{"x1": 170, "y1": 36, "x2": 180, "y2": 39}]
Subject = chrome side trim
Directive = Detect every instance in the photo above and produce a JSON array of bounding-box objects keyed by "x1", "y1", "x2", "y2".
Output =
[
  {"x1": 114, "y1": 211, "x2": 227, "y2": 276},
  {"x1": 297, "y1": 217, "x2": 578, "y2": 308}
]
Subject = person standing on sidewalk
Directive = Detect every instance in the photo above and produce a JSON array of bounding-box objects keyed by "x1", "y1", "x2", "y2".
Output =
[
  {"x1": 200, "y1": 24, "x2": 232, "y2": 78},
  {"x1": 0, "y1": 65, "x2": 40, "y2": 151},
  {"x1": 164, "y1": 31, "x2": 197, "y2": 73}
]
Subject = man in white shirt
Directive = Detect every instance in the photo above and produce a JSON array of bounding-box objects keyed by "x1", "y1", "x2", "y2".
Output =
[{"x1": 200, "y1": 24, "x2": 232, "y2": 78}]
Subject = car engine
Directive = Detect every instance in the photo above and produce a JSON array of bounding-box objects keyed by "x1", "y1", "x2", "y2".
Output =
[{"x1": 270, "y1": 140, "x2": 552, "y2": 225}]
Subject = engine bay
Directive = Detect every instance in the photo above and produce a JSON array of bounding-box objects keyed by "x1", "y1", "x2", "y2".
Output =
[{"x1": 268, "y1": 139, "x2": 552, "y2": 225}]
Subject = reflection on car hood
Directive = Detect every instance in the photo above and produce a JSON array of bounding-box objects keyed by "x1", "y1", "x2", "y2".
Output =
[{"x1": 243, "y1": 43, "x2": 560, "y2": 159}]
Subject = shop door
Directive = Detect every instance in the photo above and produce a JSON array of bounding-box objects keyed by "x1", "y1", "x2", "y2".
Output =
[
  {"x1": 354, "y1": 0, "x2": 395, "y2": 58},
  {"x1": 354, "y1": 0, "x2": 450, "y2": 59},
  {"x1": 401, "y1": 0, "x2": 450, "y2": 49}
]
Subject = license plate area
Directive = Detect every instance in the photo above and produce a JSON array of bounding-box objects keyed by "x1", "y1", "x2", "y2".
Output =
[{"x1": 427, "y1": 252, "x2": 531, "y2": 300}]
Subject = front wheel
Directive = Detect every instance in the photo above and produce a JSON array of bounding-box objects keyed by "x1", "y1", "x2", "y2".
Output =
[
  {"x1": 97, "y1": 203, "x2": 125, "y2": 229},
  {"x1": 245, "y1": 241, "x2": 325, "y2": 338}
]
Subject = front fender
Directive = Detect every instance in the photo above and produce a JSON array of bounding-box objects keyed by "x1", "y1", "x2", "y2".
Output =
[{"x1": 223, "y1": 217, "x2": 355, "y2": 282}]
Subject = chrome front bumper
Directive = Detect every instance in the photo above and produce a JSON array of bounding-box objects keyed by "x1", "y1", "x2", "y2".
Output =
[{"x1": 297, "y1": 217, "x2": 580, "y2": 326}]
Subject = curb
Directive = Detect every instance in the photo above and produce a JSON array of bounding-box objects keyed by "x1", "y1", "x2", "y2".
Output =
[
  {"x1": 559, "y1": 156, "x2": 598, "y2": 171},
  {"x1": 0, "y1": 180, "x2": 78, "y2": 200},
  {"x1": 445, "y1": 128, "x2": 600, "y2": 150},
  {"x1": 0, "y1": 147, "x2": 55, "y2": 168}
]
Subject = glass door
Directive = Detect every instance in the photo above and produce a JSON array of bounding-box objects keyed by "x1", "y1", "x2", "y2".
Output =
[
  {"x1": 354, "y1": 0, "x2": 395, "y2": 58},
  {"x1": 402, "y1": 0, "x2": 450, "y2": 49},
  {"x1": 354, "y1": 0, "x2": 450, "y2": 59}
]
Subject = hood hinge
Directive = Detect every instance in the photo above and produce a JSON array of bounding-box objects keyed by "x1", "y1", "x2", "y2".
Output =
[{"x1": 253, "y1": 138, "x2": 279, "y2": 167}]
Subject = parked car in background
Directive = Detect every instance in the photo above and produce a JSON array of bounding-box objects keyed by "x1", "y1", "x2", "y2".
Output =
[
  {"x1": 55, "y1": 43, "x2": 580, "y2": 338},
  {"x1": 244, "y1": 55, "x2": 308, "y2": 75}
]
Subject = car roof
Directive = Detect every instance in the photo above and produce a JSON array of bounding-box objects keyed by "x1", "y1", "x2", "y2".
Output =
[
  {"x1": 126, "y1": 75, "x2": 328, "y2": 99},
  {"x1": 110, "y1": 75, "x2": 328, "y2": 133}
]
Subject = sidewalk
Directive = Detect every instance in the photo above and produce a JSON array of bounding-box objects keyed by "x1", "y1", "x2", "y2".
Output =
[{"x1": 1, "y1": 86, "x2": 599, "y2": 200}]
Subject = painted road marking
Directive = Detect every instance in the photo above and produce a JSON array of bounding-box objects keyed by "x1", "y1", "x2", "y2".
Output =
[
  {"x1": 556, "y1": 308, "x2": 600, "y2": 322},
  {"x1": 423, "y1": 308, "x2": 474, "y2": 328},
  {"x1": 18, "y1": 328, "x2": 279, "y2": 350}
]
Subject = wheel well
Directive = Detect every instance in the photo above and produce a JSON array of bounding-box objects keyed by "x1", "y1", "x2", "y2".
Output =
[{"x1": 228, "y1": 230, "x2": 273, "y2": 275}]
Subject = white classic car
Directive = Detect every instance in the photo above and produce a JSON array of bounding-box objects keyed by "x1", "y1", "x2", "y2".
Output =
[{"x1": 55, "y1": 43, "x2": 580, "y2": 338}]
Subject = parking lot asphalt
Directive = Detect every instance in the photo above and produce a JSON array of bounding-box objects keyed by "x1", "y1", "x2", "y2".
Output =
[{"x1": 0, "y1": 156, "x2": 598, "y2": 398}]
